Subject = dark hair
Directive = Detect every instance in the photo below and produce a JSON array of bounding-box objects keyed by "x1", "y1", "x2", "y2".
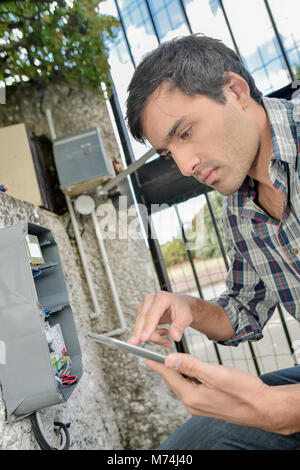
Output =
[{"x1": 126, "y1": 34, "x2": 263, "y2": 143}]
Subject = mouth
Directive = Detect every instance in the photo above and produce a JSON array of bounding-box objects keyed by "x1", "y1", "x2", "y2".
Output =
[{"x1": 200, "y1": 167, "x2": 219, "y2": 186}]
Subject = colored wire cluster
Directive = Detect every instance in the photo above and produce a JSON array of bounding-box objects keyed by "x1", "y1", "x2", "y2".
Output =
[{"x1": 32, "y1": 268, "x2": 42, "y2": 279}]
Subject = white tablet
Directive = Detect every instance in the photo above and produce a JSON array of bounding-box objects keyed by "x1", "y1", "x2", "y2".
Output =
[{"x1": 87, "y1": 332, "x2": 166, "y2": 363}]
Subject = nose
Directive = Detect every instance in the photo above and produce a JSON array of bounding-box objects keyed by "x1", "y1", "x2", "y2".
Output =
[{"x1": 171, "y1": 148, "x2": 200, "y2": 177}]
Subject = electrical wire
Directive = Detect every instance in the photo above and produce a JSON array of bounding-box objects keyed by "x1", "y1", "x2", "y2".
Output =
[
  {"x1": 32, "y1": 269, "x2": 42, "y2": 279},
  {"x1": 30, "y1": 412, "x2": 71, "y2": 450}
]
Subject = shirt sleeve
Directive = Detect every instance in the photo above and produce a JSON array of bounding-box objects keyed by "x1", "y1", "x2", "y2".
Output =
[{"x1": 209, "y1": 210, "x2": 278, "y2": 347}]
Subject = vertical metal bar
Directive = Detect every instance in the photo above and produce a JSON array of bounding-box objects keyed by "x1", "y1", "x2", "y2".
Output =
[
  {"x1": 148, "y1": 208, "x2": 190, "y2": 353},
  {"x1": 174, "y1": 204, "x2": 223, "y2": 364},
  {"x1": 263, "y1": 0, "x2": 295, "y2": 81},
  {"x1": 205, "y1": 192, "x2": 229, "y2": 270},
  {"x1": 218, "y1": 0, "x2": 242, "y2": 59},
  {"x1": 114, "y1": 0, "x2": 137, "y2": 68},
  {"x1": 277, "y1": 304, "x2": 298, "y2": 365},
  {"x1": 174, "y1": 204, "x2": 204, "y2": 299},
  {"x1": 177, "y1": 0, "x2": 193, "y2": 34},
  {"x1": 108, "y1": 75, "x2": 135, "y2": 166},
  {"x1": 144, "y1": 0, "x2": 161, "y2": 43},
  {"x1": 248, "y1": 342, "x2": 261, "y2": 376}
]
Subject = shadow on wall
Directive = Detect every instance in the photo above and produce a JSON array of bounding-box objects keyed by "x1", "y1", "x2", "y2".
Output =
[{"x1": 29, "y1": 133, "x2": 67, "y2": 215}]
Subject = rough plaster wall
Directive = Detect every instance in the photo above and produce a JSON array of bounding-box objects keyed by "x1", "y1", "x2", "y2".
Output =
[
  {"x1": 0, "y1": 81, "x2": 190, "y2": 450},
  {"x1": 0, "y1": 80, "x2": 121, "y2": 171},
  {"x1": 0, "y1": 193, "x2": 189, "y2": 450},
  {"x1": 80, "y1": 202, "x2": 190, "y2": 449},
  {"x1": 0, "y1": 193, "x2": 123, "y2": 450}
]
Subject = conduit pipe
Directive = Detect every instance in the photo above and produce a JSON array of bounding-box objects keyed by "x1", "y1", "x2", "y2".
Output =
[
  {"x1": 65, "y1": 194, "x2": 102, "y2": 320},
  {"x1": 45, "y1": 107, "x2": 102, "y2": 320},
  {"x1": 45, "y1": 107, "x2": 128, "y2": 331},
  {"x1": 91, "y1": 209, "x2": 127, "y2": 336}
]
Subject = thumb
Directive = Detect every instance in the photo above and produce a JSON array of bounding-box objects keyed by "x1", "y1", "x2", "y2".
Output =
[{"x1": 165, "y1": 353, "x2": 211, "y2": 382}]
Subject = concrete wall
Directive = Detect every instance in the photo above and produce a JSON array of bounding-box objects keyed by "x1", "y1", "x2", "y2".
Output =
[
  {"x1": 0, "y1": 81, "x2": 189, "y2": 450},
  {"x1": 0, "y1": 80, "x2": 123, "y2": 174}
]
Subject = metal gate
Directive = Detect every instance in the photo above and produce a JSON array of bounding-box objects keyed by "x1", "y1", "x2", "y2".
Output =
[{"x1": 150, "y1": 191, "x2": 300, "y2": 375}]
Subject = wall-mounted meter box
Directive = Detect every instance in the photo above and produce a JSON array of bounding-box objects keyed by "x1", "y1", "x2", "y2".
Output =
[
  {"x1": 52, "y1": 127, "x2": 114, "y2": 197},
  {"x1": 0, "y1": 222, "x2": 82, "y2": 423}
]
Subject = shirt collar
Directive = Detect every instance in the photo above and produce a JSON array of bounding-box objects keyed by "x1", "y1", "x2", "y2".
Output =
[{"x1": 262, "y1": 96, "x2": 297, "y2": 165}]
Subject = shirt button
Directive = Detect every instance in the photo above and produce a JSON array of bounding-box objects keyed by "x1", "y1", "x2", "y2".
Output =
[{"x1": 291, "y1": 247, "x2": 299, "y2": 255}]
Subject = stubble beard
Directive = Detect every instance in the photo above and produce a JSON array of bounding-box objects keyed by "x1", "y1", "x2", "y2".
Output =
[{"x1": 214, "y1": 111, "x2": 260, "y2": 196}]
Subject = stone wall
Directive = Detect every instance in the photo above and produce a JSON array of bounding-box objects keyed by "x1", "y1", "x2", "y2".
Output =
[
  {"x1": 0, "y1": 82, "x2": 189, "y2": 450},
  {"x1": 0, "y1": 80, "x2": 123, "y2": 174}
]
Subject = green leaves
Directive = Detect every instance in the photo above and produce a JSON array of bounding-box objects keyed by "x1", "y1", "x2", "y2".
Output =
[{"x1": 0, "y1": 0, "x2": 119, "y2": 96}]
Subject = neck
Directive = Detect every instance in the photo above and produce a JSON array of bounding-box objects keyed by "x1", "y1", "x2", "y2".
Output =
[{"x1": 248, "y1": 105, "x2": 273, "y2": 189}]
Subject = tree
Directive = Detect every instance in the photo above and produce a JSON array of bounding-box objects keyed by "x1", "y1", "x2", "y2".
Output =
[
  {"x1": 161, "y1": 237, "x2": 188, "y2": 267},
  {"x1": 0, "y1": 0, "x2": 119, "y2": 96}
]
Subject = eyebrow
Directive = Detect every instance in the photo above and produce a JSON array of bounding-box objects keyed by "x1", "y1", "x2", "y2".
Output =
[{"x1": 155, "y1": 116, "x2": 187, "y2": 155}]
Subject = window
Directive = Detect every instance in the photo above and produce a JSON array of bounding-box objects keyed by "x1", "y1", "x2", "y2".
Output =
[
  {"x1": 147, "y1": 0, "x2": 190, "y2": 41},
  {"x1": 268, "y1": 0, "x2": 300, "y2": 76},
  {"x1": 222, "y1": 0, "x2": 291, "y2": 94},
  {"x1": 182, "y1": 0, "x2": 235, "y2": 49}
]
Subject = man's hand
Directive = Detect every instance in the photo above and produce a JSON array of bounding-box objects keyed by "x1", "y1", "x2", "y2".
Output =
[
  {"x1": 127, "y1": 291, "x2": 193, "y2": 347},
  {"x1": 146, "y1": 353, "x2": 284, "y2": 433}
]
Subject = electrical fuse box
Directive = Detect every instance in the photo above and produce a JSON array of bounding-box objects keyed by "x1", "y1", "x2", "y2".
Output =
[
  {"x1": 52, "y1": 126, "x2": 114, "y2": 197},
  {"x1": 0, "y1": 222, "x2": 82, "y2": 423}
]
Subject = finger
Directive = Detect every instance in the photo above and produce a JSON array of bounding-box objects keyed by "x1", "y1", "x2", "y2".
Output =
[
  {"x1": 128, "y1": 328, "x2": 171, "y2": 346},
  {"x1": 168, "y1": 307, "x2": 191, "y2": 342},
  {"x1": 165, "y1": 353, "x2": 263, "y2": 394},
  {"x1": 145, "y1": 359, "x2": 197, "y2": 402},
  {"x1": 147, "y1": 330, "x2": 173, "y2": 348},
  {"x1": 128, "y1": 294, "x2": 156, "y2": 344},
  {"x1": 155, "y1": 327, "x2": 170, "y2": 337},
  {"x1": 164, "y1": 353, "x2": 222, "y2": 386},
  {"x1": 138, "y1": 292, "x2": 174, "y2": 342}
]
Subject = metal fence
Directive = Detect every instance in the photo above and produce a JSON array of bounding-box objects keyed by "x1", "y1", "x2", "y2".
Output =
[{"x1": 152, "y1": 191, "x2": 300, "y2": 375}]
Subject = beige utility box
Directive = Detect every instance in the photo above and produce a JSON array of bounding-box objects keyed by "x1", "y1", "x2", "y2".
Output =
[{"x1": 0, "y1": 123, "x2": 43, "y2": 206}]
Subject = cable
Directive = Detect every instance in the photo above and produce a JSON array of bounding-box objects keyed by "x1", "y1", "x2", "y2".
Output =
[
  {"x1": 59, "y1": 357, "x2": 72, "y2": 375},
  {"x1": 30, "y1": 412, "x2": 71, "y2": 450},
  {"x1": 32, "y1": 269, "x2": 42, "y2": 279},
  {"x1": 55, "y1": 371, "x2": 78, "y2": 387}
]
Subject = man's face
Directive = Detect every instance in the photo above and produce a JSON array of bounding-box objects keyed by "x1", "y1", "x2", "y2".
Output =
[{"x1": 141, "y1": 83, "x2": 261, "y2": 195}]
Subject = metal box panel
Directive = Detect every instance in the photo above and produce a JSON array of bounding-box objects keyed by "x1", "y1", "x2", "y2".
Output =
[
  {"x1": 0, "y1": 123, "x2": 43, "y2": 206},
  {"x1": 0, "y1": 222, "x2": 82, "y2": 423},
  {"x1": 52, "y1": 127, "x2": 113, "y2": 189}
]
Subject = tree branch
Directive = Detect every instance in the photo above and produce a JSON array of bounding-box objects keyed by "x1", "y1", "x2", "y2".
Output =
[{"x1": 0, "y1": 39, "x2": 27, "y2": 52}]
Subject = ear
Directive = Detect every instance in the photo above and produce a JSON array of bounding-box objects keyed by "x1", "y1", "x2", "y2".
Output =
[{"x1": 223, "y1": 71, "x2": 251, "y2": 110}]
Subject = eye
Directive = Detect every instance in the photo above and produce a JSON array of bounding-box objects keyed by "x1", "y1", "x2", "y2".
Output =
[{"x1": 180, "y1": 127, "x2": 192, "y2": 140}]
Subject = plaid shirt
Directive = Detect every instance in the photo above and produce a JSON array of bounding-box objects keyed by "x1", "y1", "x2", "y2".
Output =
[{"x1": 211, "y1": 95, "x2": 300, "y2": 346}]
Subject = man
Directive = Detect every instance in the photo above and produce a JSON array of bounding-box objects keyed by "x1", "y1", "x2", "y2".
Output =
[{"x1": 126, "y1": 35, "x2": 300, "y2": 450}]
